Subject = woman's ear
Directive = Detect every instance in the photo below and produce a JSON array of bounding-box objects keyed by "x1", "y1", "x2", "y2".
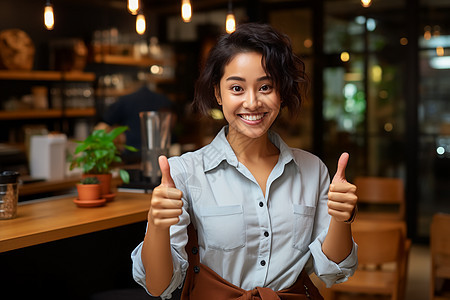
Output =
[{"x1": 214, "y1": 85, "x2": 222, "y2": 105}]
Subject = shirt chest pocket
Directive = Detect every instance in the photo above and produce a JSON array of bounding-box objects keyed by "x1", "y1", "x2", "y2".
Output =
[
  {"x1": 292, "y1": 204, "x2": 316, "y2": 252},
  {"x1": 199, "y1": 205, "x2": 246, "y2": 251}
]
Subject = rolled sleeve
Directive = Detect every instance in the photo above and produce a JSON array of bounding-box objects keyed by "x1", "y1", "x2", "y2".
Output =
[
  {"x1": 309, "y1": 230, "x2": 358, "y2": 288},
  {"x1": 131, "y1": 241, "x2": 189, "y2": 299},
  {"x1": 131, "y1": 241, "x2": 147, "y2": 290}
]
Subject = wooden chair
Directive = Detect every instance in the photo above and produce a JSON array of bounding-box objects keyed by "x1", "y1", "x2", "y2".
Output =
[
  {"x1": 354, "y1": 176, "x2": 405, "y2": 221},
  {"x1": 430, "y1": 213, "x2": 450, "y2": 300},
  {"x1": 322, "y1": 226, "x2": 411, "y2": 300}
]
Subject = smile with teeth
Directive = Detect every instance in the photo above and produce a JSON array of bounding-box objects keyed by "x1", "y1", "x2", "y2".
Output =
[{"x1": 239, "y1": 113, "x2": 266, "y2": 121}]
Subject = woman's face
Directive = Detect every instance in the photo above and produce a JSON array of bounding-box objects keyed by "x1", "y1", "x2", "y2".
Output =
[{"x1": 215, "y1": 51, "x2": 281, "y2": 140}]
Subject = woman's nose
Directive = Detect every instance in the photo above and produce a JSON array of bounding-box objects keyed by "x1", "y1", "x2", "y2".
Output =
[{"x1": 242, "y1": 91, "x2": 261, "y2": 110}]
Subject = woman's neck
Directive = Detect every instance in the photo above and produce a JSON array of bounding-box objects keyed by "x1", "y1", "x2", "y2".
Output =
[
  {"x1": 226, "y1": 129, "x2": 280, "y2": 197},
  {"x1": 226, "y1": 130, "x2": 278, "y2": 163}
]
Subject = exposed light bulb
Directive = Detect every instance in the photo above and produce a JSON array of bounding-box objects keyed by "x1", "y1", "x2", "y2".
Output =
[
  {"x1": 128, "y1": 0, "x2": 139, "y2": 15},
  {"x1": 181, "y1": 0, "x2": 192, "y2": 23},
  {"x1": 225, "y1": 1, "x2": 235, "y2": 34},
  {"x1": 44, "y1": 1, "x2": 54, "y2": 30},
  {"x1": 226, "y1": 13, "x2": 236, "y2": 34},
  {"x1": 361, "y1": 0, "x2": 372, "y2": 8},
  {"x1": 136, "y1": 12, "x2": 146, "y2": 35}
]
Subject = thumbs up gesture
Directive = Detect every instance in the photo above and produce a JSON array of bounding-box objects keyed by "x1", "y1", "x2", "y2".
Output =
[
  {"x1": 327, "y1": 153, "x2": 358, "y2": 223},
  {"x1": 148, "y1": 156, "x2": 183, "y2": 229}
]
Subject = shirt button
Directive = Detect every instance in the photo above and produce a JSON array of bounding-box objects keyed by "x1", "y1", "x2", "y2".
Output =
[
  {"x1": 259, "y1": 202, "x2": 264, "y2": 207},
  {"x1": 264, "y1": 231, "x2": 269, "y2": 237},
  {"x1": 260, "y1": 260, "x2": 266, "y2": 266},
  {"x1": 193, "y1": 266, "x2": 200, "y2": 273}
]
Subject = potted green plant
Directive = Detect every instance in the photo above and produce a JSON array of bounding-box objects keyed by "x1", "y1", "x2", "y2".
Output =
[
  {"x1": 76, "y1": 176, "x2": 101, "y2": 201},
  {"x1": 69, "y1": 126, "x2": 138, "y2": 198}
]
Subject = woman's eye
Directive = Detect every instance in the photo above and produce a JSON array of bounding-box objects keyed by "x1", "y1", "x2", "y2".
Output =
[
  {"x1": 231, "y1": 86, "x2": 243, "y2": 92},
  {"x1": 260, "y1": 84, "x2": 272, "y2": 92}
]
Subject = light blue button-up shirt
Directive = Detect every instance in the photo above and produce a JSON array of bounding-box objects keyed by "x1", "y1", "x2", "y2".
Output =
[{"x1": 131, "y1": 126, "x2": 358, "y2": 298}]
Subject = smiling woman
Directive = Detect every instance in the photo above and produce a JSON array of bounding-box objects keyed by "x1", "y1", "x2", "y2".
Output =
[{"x1": 131, "y1": 22, "x2": 358, "y2": 300}]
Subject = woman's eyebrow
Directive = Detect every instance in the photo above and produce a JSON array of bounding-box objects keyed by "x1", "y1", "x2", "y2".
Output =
[
  {"x1": 257, "y1": 75, "x2": 271, "y2": 82},
  {"x1": 225, "y1": 75, "x2": 272, "y2": 82},
  {"x1": 226, "y1": 76, "x2": 245, "y2": 82}
]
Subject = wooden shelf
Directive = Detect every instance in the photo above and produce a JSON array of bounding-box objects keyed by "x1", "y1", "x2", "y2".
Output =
[
  {"x1": 0, "y1": 108, "x2": 96, "y2": 120},
  {"x1": 93, "y1": 54, "x2": 164, "y2": 67},
  {"x1": 0, "y1": 70, "x2": 95, "y2": 81}
]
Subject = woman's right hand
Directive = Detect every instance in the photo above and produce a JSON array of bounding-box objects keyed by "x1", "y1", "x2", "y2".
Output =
[{"x1": 148, "y1": 156, "x2": 183, "y2": 229}]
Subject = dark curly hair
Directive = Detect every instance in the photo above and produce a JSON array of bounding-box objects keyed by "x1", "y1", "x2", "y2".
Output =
[{"x1": 192, "y1": 22, "x2": 308, "y2": 117}]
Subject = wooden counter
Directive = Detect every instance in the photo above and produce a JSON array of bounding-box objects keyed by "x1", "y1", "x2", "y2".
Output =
[{"x1": 0, "y1": 192, "x2": 151, "y2": 253}]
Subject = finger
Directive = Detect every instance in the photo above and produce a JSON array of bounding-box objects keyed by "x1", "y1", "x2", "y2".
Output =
[
  {"x1": 327, "y1": 199, "x2": 354, "y2": 212},
  {"x1": 159, "y1": 155, "x2": 175, "y2": 187},
  {"x1": 151, "y1": 208, "x2": 183, "y2": 219},
  {"x1": 329, "y1": 182, "x2": 357, "y2": 193},
  {"x1": 152, "y1": 217, "x2": 181, "y2": 227},
  {"x1": 153, "y1": 186, "x2": 183, "y2": 200},
  {"x1": 332, "y1": 152, "x2": 349, "y2": 184},
  {"x1": 328, "y1": 192, "x2": 357, "y2": 204},
  {"x1": 151, "y1": 197, "x2": 183, "y2": 209}
]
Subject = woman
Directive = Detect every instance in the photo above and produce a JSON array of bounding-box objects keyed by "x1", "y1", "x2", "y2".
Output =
[{"x1": 131, "y1": 23, "x2": 358, "y2": 299}]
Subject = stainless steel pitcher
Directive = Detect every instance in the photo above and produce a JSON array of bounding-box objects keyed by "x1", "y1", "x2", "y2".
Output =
[{"x1": 139, "y1": 111, "x2": 172, "y2": 184}]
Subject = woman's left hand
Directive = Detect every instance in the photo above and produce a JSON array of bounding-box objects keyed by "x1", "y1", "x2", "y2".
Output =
[{"x1": 327, "y1": 153, "x2": 358, "y2": 223}]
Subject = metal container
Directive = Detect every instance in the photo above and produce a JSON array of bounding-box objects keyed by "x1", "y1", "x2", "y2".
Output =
[
  {"x1": 139, "y1": 111, "x2": 173, "y2": 184},
  {"x1": 0, "y1": 171, "x2": 20, "y2": 220}
]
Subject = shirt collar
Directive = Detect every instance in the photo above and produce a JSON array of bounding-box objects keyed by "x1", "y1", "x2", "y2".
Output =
[
  {"x1": 268, "y1": 130, "x2": 297, "y2": 167},
  {"x1": 203, "y1": 126, "x2": 297, "y2": 172}
]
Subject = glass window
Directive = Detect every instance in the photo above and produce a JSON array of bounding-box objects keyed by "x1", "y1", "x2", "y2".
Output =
[
  {"x1": 417, "y1": 0, "x2": 450, "y2": 238},
  {"x1": 323, "y1": 0, "x2": 406, "y2": 180}
]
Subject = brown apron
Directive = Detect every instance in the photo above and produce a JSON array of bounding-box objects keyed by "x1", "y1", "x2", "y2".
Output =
[{"x1": 181, "y1": 224, "x2": 324, "y2": 300}]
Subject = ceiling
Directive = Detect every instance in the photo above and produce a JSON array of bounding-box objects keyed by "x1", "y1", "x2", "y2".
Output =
[
  {"x1": 66, "y1": 0, "x2": 245, "y2": 14},
  {"x1": 64, "y1": 0, "x2": 450, "y2": 18}
]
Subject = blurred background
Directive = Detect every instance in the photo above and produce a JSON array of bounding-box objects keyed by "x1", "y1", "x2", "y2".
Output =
[{"x1": 0, "y1": 1, "x2": 449, "y2": 298}]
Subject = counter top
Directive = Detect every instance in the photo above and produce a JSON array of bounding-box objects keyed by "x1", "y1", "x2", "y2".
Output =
[{"x1": 0, "y1": 192, "x2": 151, "y2": 253}]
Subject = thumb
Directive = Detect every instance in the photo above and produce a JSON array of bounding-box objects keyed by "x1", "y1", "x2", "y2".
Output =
[
  {"x1": 159, "y1": 155, "x2": 175, "y2": 187},
  {"x1": 332, "y1": 152, "x2": 349, "y2": 183}
]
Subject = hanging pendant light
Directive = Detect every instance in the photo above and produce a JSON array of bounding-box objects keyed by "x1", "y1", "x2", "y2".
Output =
[
  {"x1": 181, "y1": 0, "x2": 192, "y2": 23},
  {"x1": 44, "y1": 0, "x2": 54, "y2": 30},
  {"x1": 136, "y1": 10, "x2": 146, "y2": 35},
  {"x1": 225, "y1": 0, "x2": 236, "y2": 34},
  {"x1": 128, "y1": 0, "x2": 139, "y2": 15},
  {"x1": 361, "y1": 0, "x2": 372, "y2": 8}
]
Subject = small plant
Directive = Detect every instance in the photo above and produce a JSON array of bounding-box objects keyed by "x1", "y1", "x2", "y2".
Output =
[
  {"x1": 79, "y1": 177, "x2": 100, "y2": 185},
  {"x1": 68, "y1": 126, "x2": 138, "y2": 184}
]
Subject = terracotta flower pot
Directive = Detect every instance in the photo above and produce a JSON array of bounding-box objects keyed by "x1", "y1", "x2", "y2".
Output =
[
  {"x1": 76, "y1": 183, "x2": 101, "y2": 201},
  {"x1": 83, "y1": 173, "x2": 112, "y2": 198}
]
